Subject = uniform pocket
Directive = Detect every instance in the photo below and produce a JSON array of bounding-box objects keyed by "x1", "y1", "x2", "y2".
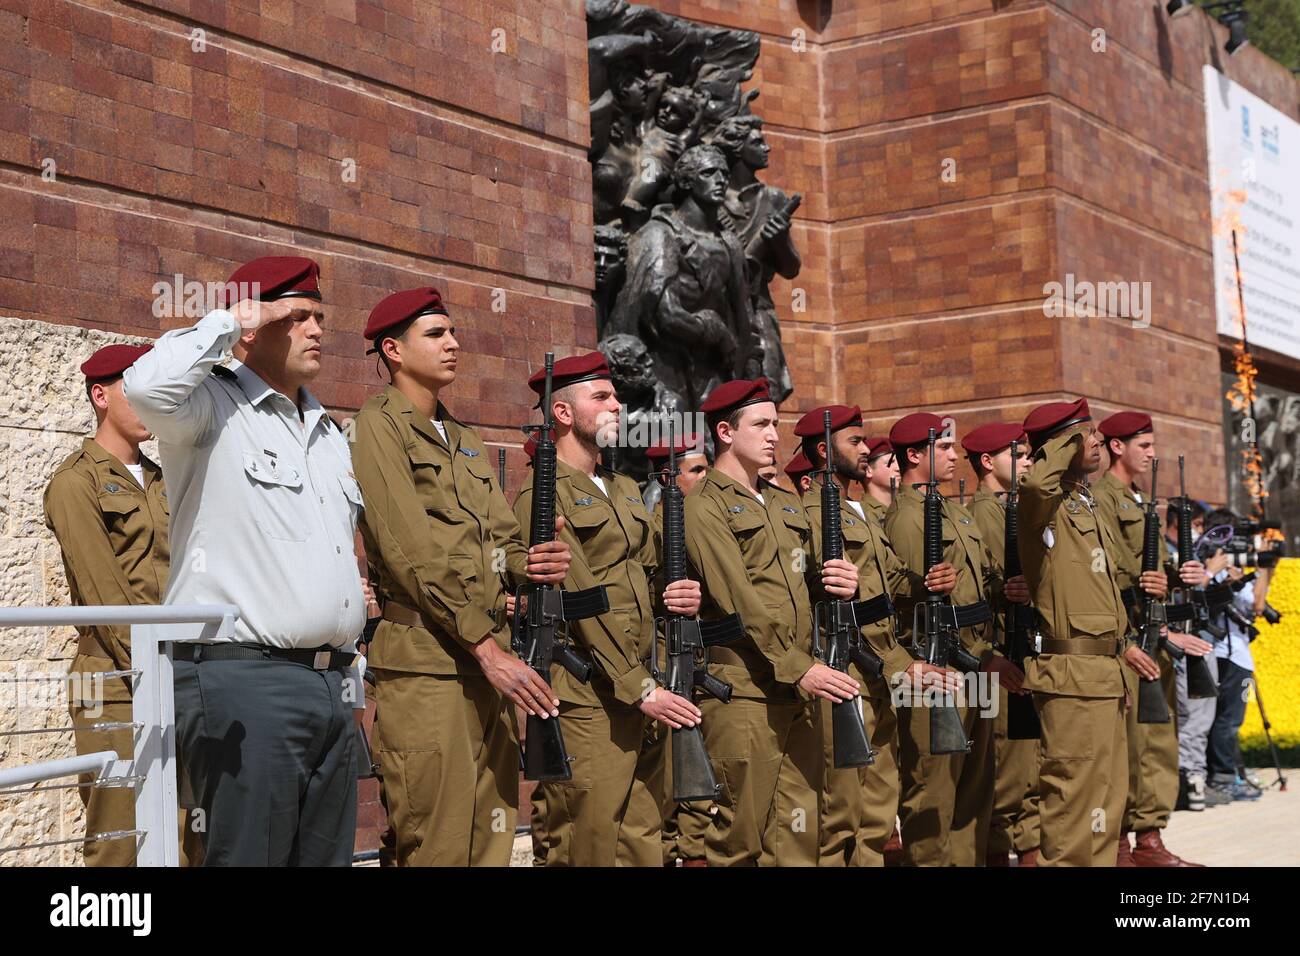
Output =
[{"x1": 242, "y1": 451, "x2": 309, "y2": 542}]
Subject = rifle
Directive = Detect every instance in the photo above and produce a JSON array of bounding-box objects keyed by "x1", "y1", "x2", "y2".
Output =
[
  {"x1": 648, "y1": 420, "x2": 745, "y2": 801},
  {"x1": 512, "y1": 353, "x2": 610, "y2": 781},
  {"x1": 911, "y1": 428, "x2": 980, "y2": 754},
  {"x1": 1002, "y1": 440, "x2": 1041, "y2": 740},
  {"x1": 1133, "y1": 459, "x2": 1173, "y2": 723},
  {"x1": 958, "y1": 478, "x2": 966, "y2": 507},
  {"x1": 745, "y1": 193, "x2": 802, "y2": 260},
  {"x1": 1171, "y1": 455, "x2": 1220, "y2": 699},
  {"x1": 497, "y1": 447, "x2": 507, "y2": 493},
  {"x1": 889, "y1": 477, "x2": 897, "y2": 504},
  {"x1": 810, "y1": 411, "x2": 881, "y2": 769}
]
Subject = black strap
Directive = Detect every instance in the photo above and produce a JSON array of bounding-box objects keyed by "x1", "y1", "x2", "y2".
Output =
[
  {"x1": 953, "y1": 600, "x2": 992, "y2": 628},
  {"x1": 1165, "y1": 602, "x2": 1196, "y2": 624},
  {"x1": 1121, "y1": 587, "x2": 1140, "y2": 610},
  {"x1": 175, "y1": 642, "x2": 352, "y2": 669},
  {"x1": 850, "y1": 593, "x2": 895, "y2": 627}
]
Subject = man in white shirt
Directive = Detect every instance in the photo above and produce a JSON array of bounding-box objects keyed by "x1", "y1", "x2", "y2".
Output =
[{"x1": 124, "y1": 255, "x2": 367, "y2": 866}]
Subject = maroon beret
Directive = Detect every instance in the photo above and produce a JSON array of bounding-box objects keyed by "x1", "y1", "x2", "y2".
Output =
[
  {"x1": 221, "y1": 256, "x2": 320, "y2": 307},
  {"x1": 528, "y1": 352, "x2": 612, "y2": 398},
  {"x1": 961, "y1": 422, "x2": 1028, "y2": 456},
  {"x1": 784, "y1": 449, "x2": 815, "y2": 480},
  {"x1": 1098, "y1": 410, "x2": 1153, "y2": 441},
  {"x1": 364, "y1": 287, "x2": 448, "y2": 343},
  {"x1": 81, "y1": 344, "x2": 152, "y2": 382},
  {"x1": 1023, "y1": 397, "x2": 1091, "y2": 444},
  {"x1": 864, "y1": 436, "x2": 892, "y2": 462},
  {"x1": 646, "y1": 433, "x2": 704, "y2": 463},
  {"x1": 794, "y1": 404, "x2": 862, "y2": 437},
  {"x1": 889, "y1": 412, "x2": 947, "y2": 452},
  {"x1": 701, "y1": 379, "x2": 771, "y2": 418}
]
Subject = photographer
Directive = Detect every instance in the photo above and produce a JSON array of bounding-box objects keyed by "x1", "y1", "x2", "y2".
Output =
[
  {"x1": 1163, "y1": 499, "x2": 1223, "y2": 812},
  {"x1": 1199, "y1": 508, "x2": 1274, "y2": 803}
]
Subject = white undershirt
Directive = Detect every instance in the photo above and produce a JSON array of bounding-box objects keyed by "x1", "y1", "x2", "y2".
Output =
[
  {"x1": 755, "y1": 492, "x2": 765, "y2": 505},
  {"x1": 125, "y1": 463, "x2": 145, "y2": 487},
  {"x1": 429, "y1": 419, "x2": 447, "y2": 443},
  {"x1": 590, "y1": 474, "x2": 607, "y2": 497},
  {"x1": 848, "y1": 500, "x2": 865, "y2": 519}
]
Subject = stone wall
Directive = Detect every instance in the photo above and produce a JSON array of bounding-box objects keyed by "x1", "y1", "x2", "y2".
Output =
[{"x1": 0, "y1": 316, "x2": 155, "y2": 865}]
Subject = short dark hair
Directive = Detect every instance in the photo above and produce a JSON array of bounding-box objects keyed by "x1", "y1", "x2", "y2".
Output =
[
  {"x1": 800, "y1": 435, "x2": 822, "y2": 469},
  {"x1": 1203, "y1": 507, "x2": 1235, "y2": 531},
  {"x1": 707, "y1": 407, "x2": 748, "y2": 449},
  {"x1": 375, "y1": 316, "x2": 419, "y2": 375},
  {"x1": 967, "y1": 451, "x2": 990, "y2": 478}
]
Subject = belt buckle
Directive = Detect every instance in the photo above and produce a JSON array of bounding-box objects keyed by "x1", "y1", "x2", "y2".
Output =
[{"x1": 313, "y1": 650, "x2": 333, "y2": 670}]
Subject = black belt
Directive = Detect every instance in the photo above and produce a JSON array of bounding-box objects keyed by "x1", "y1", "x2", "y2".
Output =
[
  {"x1": 174, "y1": 642, "x2": 353, "y2": 670},
  {"x1": 850, "y1": 593, "x2": 895, "y2": 627}
]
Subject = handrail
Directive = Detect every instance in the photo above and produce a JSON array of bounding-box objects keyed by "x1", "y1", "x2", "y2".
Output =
[{"x1": 0, "y1": 603, "x2": 240, "y2": 866}]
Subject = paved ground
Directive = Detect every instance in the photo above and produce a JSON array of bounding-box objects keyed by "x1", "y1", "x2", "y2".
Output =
[
  {"x1": 1160, "y1": 771, "x2": 1296, "y2": 867},
  {"x1": 360, "y1": 769, "x2": 1296, "y2": 867}
]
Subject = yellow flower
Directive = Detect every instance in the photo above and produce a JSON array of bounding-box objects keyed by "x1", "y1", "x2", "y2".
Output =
[{"x1": 1239, "y1": 559, "x2": 1300, "y2": 754}]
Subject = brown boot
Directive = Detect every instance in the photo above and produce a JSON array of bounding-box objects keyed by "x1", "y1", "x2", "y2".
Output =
[
  {"x1": 1116, "y1": 832, "x2": 1136, "y2": 867},
  {"x1": 883, "y1": 826, "x2": 904, "y2": 867},
  {"x1": 680, "y1": 858, "x2": 708, "y2": 868},
  {"x1": 1131, "y1": 828, "x2": 1205, "y2": 867},
  {"x1": 1016, "y1": 847, "x2": 1040, "y2": 867},
  {"x1": 986, "y1": 849, "x2": 1010, "y2": 867}
]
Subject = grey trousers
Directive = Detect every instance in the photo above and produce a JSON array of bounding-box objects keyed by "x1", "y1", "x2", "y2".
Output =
[
  {"x1": 175, "y1": 655, "x2": 357, "y2": 866},
  {"x1": 1175, "y1": 653, "x2": 1218, "y2": 778}
]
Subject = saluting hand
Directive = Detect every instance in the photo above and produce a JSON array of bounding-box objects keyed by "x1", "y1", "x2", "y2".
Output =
[
  {"x1": 1122, "y1": 644, "x2": 1162, "y2": 681},
  {"x1": 1003, "y1": 574, "x2": 1030, "y2": 604},
  {"x1": 1177, "y1": 560, "x2": 1209, "y2": 588},
  {"x1": 821, "y1": 558, "x2": 859, "y2": 600},
  {"x1": 472, "y1": 638, "x2": 560, "y2": 719},
  {"x1": 230, "y1": 297, "x2": 295, "y2": 334},
  {"x1": 526, "y1": 516, "x2": 571, "y2": 584},
  {"x1": 924, "y1": 562, "x2": 957, "y2": 595},
  {"x1": 639, "y1": 687, "x2": 702, "y2": 729},
  {"x1": 662, "y1": 579, "x2": 701, "y2": 617},
  {"x1": 798, "y1": 662, "x2": 860, "y2": 702},
  {"x1": 1138, "y1": 569, "x2": 1168, "y2": 600}
]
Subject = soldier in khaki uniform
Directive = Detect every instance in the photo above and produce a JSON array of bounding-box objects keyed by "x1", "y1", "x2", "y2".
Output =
[
  {"x1": 350, "y1": 288, "x2": 573, "y2": 867},
  {"x1": 43, "y1": 344, "x2": 202, "y2": 867},
  {"x1": 860, "y1": 435, "x2": 897, "y2": 527},
  {"x1": 795, "y1": 405, "x2": 960, "y2": 867},
  {"x1": 1018, "y1": 398, "x2": 1164, "y2": 866},
  {"x1": 682, "y1": 379, "x2": 863, "y2": 866},
  {"x1": 885, "y1": 413, "x2": 1024, "y2": 866},
  {"x1": 512, "y1": 353, "x2": 703, "y2": 866},
  {"x1": 961, "y1": 422, "x2": 1041, "y2": 867},
  {"x1": 1092, "y1": 410, "x2": 1205, "y2": 866}
]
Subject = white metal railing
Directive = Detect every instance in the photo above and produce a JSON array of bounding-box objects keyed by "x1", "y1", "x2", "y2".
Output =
[{"x1": 0, "y1": 604, "x2": 239, "y2": 866}]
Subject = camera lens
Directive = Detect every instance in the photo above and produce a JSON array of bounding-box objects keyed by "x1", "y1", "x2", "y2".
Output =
[{"x1": 1262, "y1": 603, "x2": 1282, "y2": 626}]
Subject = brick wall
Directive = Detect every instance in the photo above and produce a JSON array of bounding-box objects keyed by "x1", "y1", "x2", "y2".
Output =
[{"x1": 639, "y1": 0, "x2": 1299, "y2": 504}]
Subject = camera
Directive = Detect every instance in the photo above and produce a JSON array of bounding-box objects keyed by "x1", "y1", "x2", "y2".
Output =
[
  {"x1": 1219, "y1": 518, "x2": 1285, "y2": 569},
  {"x1": 1262, "y1": 602, "x2": 1283, "y2": 626}
]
